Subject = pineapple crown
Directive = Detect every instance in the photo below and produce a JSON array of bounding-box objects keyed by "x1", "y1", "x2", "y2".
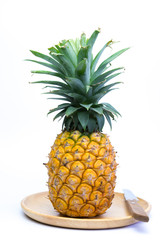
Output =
[{"x1": 27, "y1": 29, "x2": 129, "y2": 133}]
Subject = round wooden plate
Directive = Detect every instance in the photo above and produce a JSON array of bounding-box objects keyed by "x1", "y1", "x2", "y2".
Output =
[{"x1": 21, "y1": 192, "x2": 151, "y2": 229}]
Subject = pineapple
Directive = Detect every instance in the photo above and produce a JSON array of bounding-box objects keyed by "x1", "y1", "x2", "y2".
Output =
[{"x1": 28, "y1": 29, "x2": 128, "y2": 217}]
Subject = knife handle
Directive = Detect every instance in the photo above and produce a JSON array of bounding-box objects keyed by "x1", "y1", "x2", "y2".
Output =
[{"x1": 125, "y1": 199, "x2": 149, "y2": 222}]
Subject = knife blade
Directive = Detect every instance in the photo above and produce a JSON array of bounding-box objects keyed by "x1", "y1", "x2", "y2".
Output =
[{"x1": 123, "y1": 189, "x2": 149, "y2": 222}]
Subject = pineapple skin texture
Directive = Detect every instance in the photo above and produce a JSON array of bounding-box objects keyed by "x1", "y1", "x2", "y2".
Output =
[{"x1": 47, "y1": 130, "x2": 117, "y2": 217}]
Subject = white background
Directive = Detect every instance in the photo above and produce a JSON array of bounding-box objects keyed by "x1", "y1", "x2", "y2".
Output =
[{"x1": 0, "y1": 0, "x2": 160, "y2": 239}]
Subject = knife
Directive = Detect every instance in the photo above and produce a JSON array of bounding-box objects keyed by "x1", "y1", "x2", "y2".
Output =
[{"x1": 123, "y1": 189, "x2": 149, "y2": 222}]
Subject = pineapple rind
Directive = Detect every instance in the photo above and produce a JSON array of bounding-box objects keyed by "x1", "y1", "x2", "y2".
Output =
[{"x1": 47, "y1": 130, "x2": 117, "y2": 217}]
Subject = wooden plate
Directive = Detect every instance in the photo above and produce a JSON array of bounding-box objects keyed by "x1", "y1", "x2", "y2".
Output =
[{"x1": 21, "y1": 192, "x2": 151, "y2": 229}]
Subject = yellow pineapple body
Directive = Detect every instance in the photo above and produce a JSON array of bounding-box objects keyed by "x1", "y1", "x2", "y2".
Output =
[{"x1": 47, "y1": 130, "x2": 117, "y2": 217}]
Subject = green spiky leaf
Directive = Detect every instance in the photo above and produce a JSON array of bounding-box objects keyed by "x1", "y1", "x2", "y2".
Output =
[
  {"x1": 29, "y1": 50, "x2": 65, "y2": 74},
  {"x1": 102, "y1": 103, "x2": 121, "y2": 117},
  {"x1": 91, "y1": 40, "x2": 115, "y2": 74},
  {"x1": 96, "y1": 114, "x2": 105, "y2": 131},
  {"x1": 103, "y1": 110, "x2": 112, "y2": 129},
  {"x1": 66, "y1": 77, "x2": 85, "y2": 94},
  {"x1": 65, "y1": 106, "x2": 79, "y2": 117},
  {"x1": 94, "y1": 82, "x2": 123, "y2": 95},
  {"x1": 77, "y1": 45, "x2": 90, "y2": 64},
  {"x1": 91, "y1": 106, "x2": 103, "y2": 115},
  {"x1": 48, "y1": 103, "x2": 70, "y2": 115},
  {"x1": 75, "y1": 59, "x2": 87, "y2": 76},
  {"x1": 92, "y1": 48, "x2": 129, "y2": 80},
  {"x1": 80, "y1": 33, "x2": 87, "y2": 47},
  {"x1": 93, "y1": 72, "x2": 122, "y2": 93},
  {"x1": 65, "y1": 117, "x2": 73, "y2": 131},
  {"x1": 87, "y1": 29, "x2": 100, "y2": 49},
  {"x1": 53, "y1": 109, "x2": 66, "y2": 121},
  {"x1": 80, "y1": 103, "x2": 93, "y2": 110},
  {"x1": 30, "y1": 80, "x2": 69, "y2": 89},
  {"x1": 75, "y1": 58, "x2": 90, "y2": 87},
  {"x1": 78, "y1": 111, "x2": 89, "y2": 131},
  {"x1": 91, "y1": 67, "x2": 124, "y2": 84},
  {"x1": 31, "y1": 70, "x2": 65, "y2": 79},
  {"x1": 87, "y1": 117, "x2": 97, "y2": 133}
]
